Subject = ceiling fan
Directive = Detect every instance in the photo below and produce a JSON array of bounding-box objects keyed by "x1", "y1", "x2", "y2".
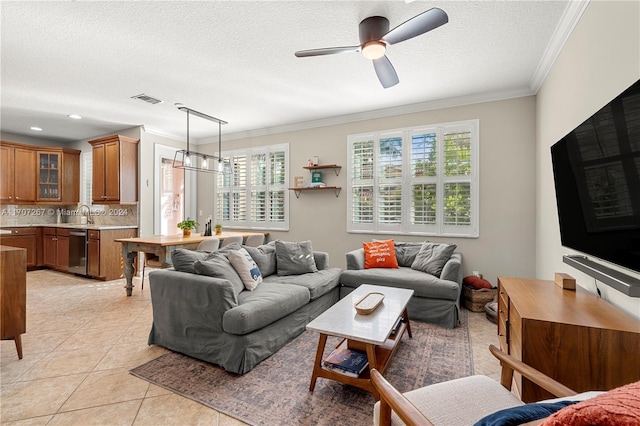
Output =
[{"x1": 295, "y1": 8, "x2": 448, "y2": 89}]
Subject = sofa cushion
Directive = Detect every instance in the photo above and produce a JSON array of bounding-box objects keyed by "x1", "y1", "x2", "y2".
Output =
[
  {"x1": 243, "y1": 243, "x2": 277, "y2": 277},
  {"x1": 263, "y1": 268, "x2": 342, "y2": 300},
  {"x1": 228, "y1": 248, "x2": 263, "y2": 291},
  {"x1": 275, "y1": 240, "x2": 318, "y2": 276},
  {"x1": 411, "y1": 242, "x2": 457, "y2": 277},
  {"x1": 170, "y1": 249, "x2": 210, "y2": 274},
  {"x1": 340, "y1": 267, "x2": 460, "y2": 301},
  {"x1": 222, "y1": 282, "x2": 310, "y2": 335},
  {"x1": 194, "y1": 252, "x2": 245, "y2": 296},
  {"x1": 364, "y1": 240, "x2": 399, "y2": 269}
]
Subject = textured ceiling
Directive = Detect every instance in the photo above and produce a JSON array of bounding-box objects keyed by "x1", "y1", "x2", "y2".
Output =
[{"x1": 0, "y1": 1, "x2": 582, "y2": 144}]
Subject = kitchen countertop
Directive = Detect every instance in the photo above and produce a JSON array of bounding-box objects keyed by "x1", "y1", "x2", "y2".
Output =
[{"x1": 0, "y1": 224, "x2": 138, "y2": 230}]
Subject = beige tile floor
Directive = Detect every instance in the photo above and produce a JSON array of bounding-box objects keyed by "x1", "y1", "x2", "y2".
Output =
[{"x1": 1, "y1": 269, "x2": 500, "y2": 425}]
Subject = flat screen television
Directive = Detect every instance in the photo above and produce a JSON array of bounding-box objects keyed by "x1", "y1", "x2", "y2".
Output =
[{"x1": 551, "y1": 79, "x2": 640, "y2": 275}]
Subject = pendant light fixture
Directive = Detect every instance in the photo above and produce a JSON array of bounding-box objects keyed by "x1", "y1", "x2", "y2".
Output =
[{"x1": 173, "y1": 107, "x2": 227, "y2": 173}]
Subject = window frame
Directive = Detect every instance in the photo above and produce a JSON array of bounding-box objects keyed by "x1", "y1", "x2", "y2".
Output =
[
  {"x1": 216, "y1": 143, "x2": 289, "y2": 231},
  {"x1": 347, "y1": 120, "x2": 479, "y2": 238}
]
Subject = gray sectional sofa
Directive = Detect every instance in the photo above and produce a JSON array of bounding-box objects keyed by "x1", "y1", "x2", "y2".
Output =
[
  {"x1": 148, "y1": 242, "x2": 341, "y2": 374},
  {"x1": 339, "y1": 242, "x2": 463, "y2": 328}
]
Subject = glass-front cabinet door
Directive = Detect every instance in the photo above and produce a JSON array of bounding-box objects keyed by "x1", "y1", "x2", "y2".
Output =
[{"x1": 38, "y1": 152, "x2": 60, "y2": 201}]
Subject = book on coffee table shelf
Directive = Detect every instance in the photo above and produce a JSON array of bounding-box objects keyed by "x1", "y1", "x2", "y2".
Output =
[
  {"x1": 322, "y1": 344, "x2": 369, "y2": 377},
  {"x1": 390, "y1": 317, "x2": 403, "y2": 336}
]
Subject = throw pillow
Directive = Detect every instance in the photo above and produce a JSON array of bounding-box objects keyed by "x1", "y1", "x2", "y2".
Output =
[
  {"x1": 194, "y1": 252, "x2": 245, "y2": 296},
  {"x1": 363, "y1": 240, "x2": 399, "y2": 269},
  {"x1": 243, "y1": 243, "x2": 277, "y2": 277},
  {"x1": 463, "y1": 275, "x2": 494, "y2": 289},
  {"x1": 394, "y1": 241, "x2": 423, "y2": 267},
  {"x1": 540, "y1": 380, "x2": 640, "y2": 426},
  {"x1": 170, "y1": 249, "x2": 210, "y2": 274},
  {"x1": 275, "y1": 240, "x2": 318, "y2": 276},
  {"x1": 228, "y1": 248, "x2": 263, "y2": 291},
  {"x1": 474, "y1": 401, "x2": 578, "y2": 426},
  {"x1": 411, "y1": 242, "x2": 457, "y2": 277}
]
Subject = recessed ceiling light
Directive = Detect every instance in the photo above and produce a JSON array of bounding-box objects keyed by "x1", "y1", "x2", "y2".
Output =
[
  {"x1": 30, "y1": 126, "x2": 43, "y2": 131},
  {"x1": 68, "y1": 114, "x2": 82, "y2": 119}
]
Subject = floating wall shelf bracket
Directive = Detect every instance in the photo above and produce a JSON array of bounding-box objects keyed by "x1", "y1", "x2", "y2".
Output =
[
  {"x1": 289, "y1": 186, "x2": 342, "y2": 198},
  {"x1": 303, "y1": 164, "x2": 342, "y2": 176}
]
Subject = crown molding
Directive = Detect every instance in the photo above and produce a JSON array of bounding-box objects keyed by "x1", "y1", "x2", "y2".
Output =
[
  {"x1": 219, "y1": 87, "x2": 536, "y2": 142},
  {"x1": 529, "y1": 0, "x2": 590, "y2": 93}
]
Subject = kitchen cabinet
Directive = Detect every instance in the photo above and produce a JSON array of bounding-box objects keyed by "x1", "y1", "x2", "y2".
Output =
[
  {"x1": 497, "y1": 276, "x2": 640, "y2": 402},
  {"x1": 89, "y1": 135, "x2": 139, "y2": 204},
  {"x1": 0, "y1": 141, "x2": 79, "y2": 205},
  {"x1": 0, "y1": 228, "x2": 40, "y2": 269},
  {"x1": 0, "y1": 143, "x2": 37, "y2": 203},
  {"x1": 87, "y1": 228, "x2": 137, "y2": 280},
  {"x1": 0, "y1": 245, "x2": 27, "y2": 359},
  {"x1": 43, "y1": 228, "x2": 69, "y2": 271},
  {"x1": 87, "y1": 230, "x2": 100, "y2": 277},
  {"x1": 36, "y1": 149, "x2": 80, "y2": 203}
]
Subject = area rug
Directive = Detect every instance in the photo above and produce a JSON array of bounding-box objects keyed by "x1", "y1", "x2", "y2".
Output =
[{"x1": 131, "y1": 309, "x2": 473, "y2": 425}]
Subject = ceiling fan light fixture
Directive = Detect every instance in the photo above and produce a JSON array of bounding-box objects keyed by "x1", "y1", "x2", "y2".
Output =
[{"x1": 362, "y1": 41, "x2": 386, "y2": 60}]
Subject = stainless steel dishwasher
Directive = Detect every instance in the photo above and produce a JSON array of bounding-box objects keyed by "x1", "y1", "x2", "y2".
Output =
[{"x1": 68, "y1": 229, "x2": 88, "y2": 275}]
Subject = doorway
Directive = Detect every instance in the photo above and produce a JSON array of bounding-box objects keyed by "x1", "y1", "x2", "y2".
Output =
[
  {"x1": 160, "y1": 158, "x2": 184, "y2": 235},
  {"x1": 154, "y1": 144, "x2": 195, "y2": 235}
]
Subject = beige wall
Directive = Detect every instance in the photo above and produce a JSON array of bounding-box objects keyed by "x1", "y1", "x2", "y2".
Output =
[
  {"x1": 536, "y1": 0, "x2": 640, "y2": 318},
  {"x1": 199, "y1": 96, "x2": 537, "y2": 284}
]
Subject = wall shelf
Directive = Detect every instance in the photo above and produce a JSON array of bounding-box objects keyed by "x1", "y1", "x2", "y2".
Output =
[
  {"x1": 289, "y1": 186, "x2": 342, "y2": 198},
  {"x1": 302, "y1": 164, "x2": 342, "y2": 176}
]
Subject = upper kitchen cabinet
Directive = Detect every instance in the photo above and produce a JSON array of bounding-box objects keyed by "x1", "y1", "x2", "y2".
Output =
[
  {"x1": 36, "y1": 148, "x2": 81, "y2": 203},
  {"x1": 0, "y1": 142, "x2": 37, "y2": 203},
  {"x1": 89, "y1": 135, "x2": 139, "y2": 204}
]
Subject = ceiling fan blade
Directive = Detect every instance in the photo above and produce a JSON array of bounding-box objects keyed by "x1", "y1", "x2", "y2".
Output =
[
  {"x1": 373, "y1": 55, "x2": 399, "y2": 89},
  {"x1": 382, "y1": 7, "x2": 448, "y2": 45},
  {"x1": 295, "y1": 46, "x2": 360, "y2": 57}
]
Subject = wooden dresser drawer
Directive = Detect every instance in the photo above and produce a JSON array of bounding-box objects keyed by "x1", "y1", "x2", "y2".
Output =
[{"x1": 497, "y1": 288, "x2": 509, "y2": 352}]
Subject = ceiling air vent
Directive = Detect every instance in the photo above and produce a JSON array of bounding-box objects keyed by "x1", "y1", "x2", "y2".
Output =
[{"x1": 131, "y1": 93, "x2": 163, "y2": 105}]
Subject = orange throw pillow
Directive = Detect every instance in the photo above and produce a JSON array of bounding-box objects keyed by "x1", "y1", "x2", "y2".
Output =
[
  {"x1": 363, "y1": 240, "x2": 399, "y2": 269},
  {"x1": 541, "y1": 380, "x2": 640, "y2": 426}
]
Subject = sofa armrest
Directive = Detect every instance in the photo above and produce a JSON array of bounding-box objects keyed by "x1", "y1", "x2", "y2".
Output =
[
  {"x1": 149, "y1": 269, "x2": 239, "y2": 332},
  {"x1": 346, "y1": 248, "x2": 365, "y2": 270},
  {"x1": 313, "y1": 251, "x2": 329, "y2": 270},
  {"x1": 441, "y1": 253, "x2": 463, "y2": 285}
]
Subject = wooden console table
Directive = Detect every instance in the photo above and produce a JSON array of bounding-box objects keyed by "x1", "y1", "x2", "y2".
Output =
[
  {"x1": 115, "y1": 232, "x2": 268, "y2": 296},
  {"x1": 1, "y1": 245, "x2": 27, "y2": 359},
  {"x1": 497, "y1": 276, "x2": 640, "y2": 402}
]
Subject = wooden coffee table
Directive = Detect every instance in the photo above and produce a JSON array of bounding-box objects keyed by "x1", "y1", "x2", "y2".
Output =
[{"x1": 306, "y1": 284, "x2": 414, "y2": 399}]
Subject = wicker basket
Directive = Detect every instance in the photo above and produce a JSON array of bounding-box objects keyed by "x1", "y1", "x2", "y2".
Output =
[{"x1": 462, "y1": 285, "x2": 497, "y2": 312}]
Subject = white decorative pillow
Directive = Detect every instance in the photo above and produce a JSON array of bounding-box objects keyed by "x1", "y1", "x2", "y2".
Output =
[{"x1": 228, "y1": 248, "x2": 263, "y2": 291}]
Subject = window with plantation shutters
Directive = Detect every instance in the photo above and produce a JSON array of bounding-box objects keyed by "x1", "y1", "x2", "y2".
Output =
[
  {"x1": 347, "y1": 120, "x2": 478, "y2": 237},
  {"x1": 80, "y1": 151, "x2": 93, "y2": 206},
  {"x1": 80, "y1": 151, "x2": 105, "y2": 211},
  {"x1": 216, "y1": 144, "x2": 289, "y2": 230}
]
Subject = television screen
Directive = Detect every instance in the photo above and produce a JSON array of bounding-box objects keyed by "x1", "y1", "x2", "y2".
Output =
[{"x1": 551, "y1": 79, "x2": 640, "y2": 274}]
